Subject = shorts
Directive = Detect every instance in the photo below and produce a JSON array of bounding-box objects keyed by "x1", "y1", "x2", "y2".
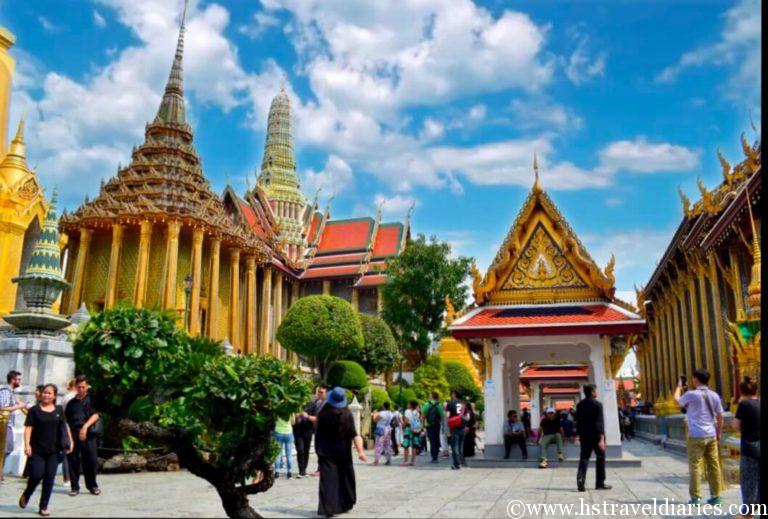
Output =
[{"x1": 402, "y1": 427, "x2": 421, "y2": 449}]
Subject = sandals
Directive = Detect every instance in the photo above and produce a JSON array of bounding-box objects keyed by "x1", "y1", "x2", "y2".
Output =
[
  {"x1": 89, "y1": 488, "x2": 101, "y2": 496},
  {"x1": 39, "y1": 509, "x2": 51, "y2": 517},
  {"x1": 68, "y1": 490, "x2": 79, "y2": 497}
]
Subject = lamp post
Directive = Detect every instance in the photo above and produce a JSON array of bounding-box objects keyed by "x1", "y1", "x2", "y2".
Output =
[{"x1": 183, "y1": 273, "x2": 193, "y2": 331}]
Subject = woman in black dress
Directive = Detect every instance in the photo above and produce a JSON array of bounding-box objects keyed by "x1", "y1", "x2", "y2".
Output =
[
  {"x1": 315, "y1": 387, "x2": 367, "y2": 517},
  {"x1": 19, "y1": 384, "x2": 73, "y2": 517},
  {"x1": 462, "y1": 401, "x2": 477, "y2": 459}
]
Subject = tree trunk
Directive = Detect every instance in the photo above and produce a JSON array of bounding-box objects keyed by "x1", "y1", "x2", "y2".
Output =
[{"x1": 216, "y1": 484, "x2": 260, "y2": 519}]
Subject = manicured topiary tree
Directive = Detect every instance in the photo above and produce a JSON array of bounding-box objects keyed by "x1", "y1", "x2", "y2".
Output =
[
  {"x1": 349, "y1": 313, "x2": 400, "y2": 375},
  {"x1": 74, "y1": 306, "x2": 312, "y2": 518},
  {"x1": 276, "y1": 295, "x2": 364, "y2": 378},
  {"x1": 444, "y1": 360, "x2": 482, "y2": 402},
  {"x1": 412, "y1": 355, "x2": 450, "y2": 402},
  {"x1": 326, "y1": 360, "x2": 368, "y2": 392},
  {"x1": 387, "y1": 386, "x2": 418, "y2": 408},
  {"x1": 370, "y1": 386, "x2": 391, "y2": 411}
]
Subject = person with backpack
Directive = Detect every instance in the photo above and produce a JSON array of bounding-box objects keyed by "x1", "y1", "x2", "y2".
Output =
[
  {"x1": 372, "y1": 401, "x2": 394, "y2": 465},
  {"x1": 421, "y1": 392, "x2": 445, "y2": 463},
  {"x1": 674, "y1": 369, "x2": 723, "y2": 505},
  {"x1": 446, "y1": 390, "x2": 465, "y2": 470},
  {"x1": 401, "y1": 400, "x2": 422, "y2": 466}
]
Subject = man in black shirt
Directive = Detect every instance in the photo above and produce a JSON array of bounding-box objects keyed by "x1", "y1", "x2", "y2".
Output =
[
  {"x1": 65, "y1": 375, "x2": 101, "y2": 496},
  {"x1": 294, "y1": 385, "x2": 326, "y2": 479},
  {"x1": 575, "y1": 383, "x2": 611, "y2": 492}
]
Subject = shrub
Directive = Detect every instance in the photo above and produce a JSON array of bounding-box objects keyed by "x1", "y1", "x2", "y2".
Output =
[
  {"x1": 276, "y1": 295, "x2": 364, "y2": 378},
  {"x1": 444, "y1": 360, "x2": 482, "y2": 401},
  {"x1": 326, "y1": 360, "x2": 368, "y2": 391},
  {"x1": 370, "y1": 386, "x2": 391, "y2": 410},
  {"x1": 412, "y1": 355, "x2": 450, "y2": 402},
  {"x1": 387, "y1": 385, "x2": 418, "y2": 408},
  {"x1": 349, "y1": 314, "x2": 400, "y2": 375}
]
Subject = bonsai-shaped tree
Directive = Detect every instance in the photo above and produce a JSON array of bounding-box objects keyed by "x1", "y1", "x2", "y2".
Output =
[
  {"x1": 276, "y1": 295, "x2": 364, "y2": 378},
  {"x1": 349, "y1": 313, "x2": 399, "y2": 375},
  {"x1": 74, "y1": 306, "x2": 311, "y2": 518},
  {"x1": 412, "y1": 355, "x2": 450, "y2": 402},
  {"x1": 444, "y1": 360, "x2": 482, "y2": 402}
]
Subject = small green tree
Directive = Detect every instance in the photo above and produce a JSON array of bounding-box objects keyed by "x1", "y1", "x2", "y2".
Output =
[
  {"x1": 326, "y1": 360, "x2": 368, "y2": 392},
  {"x1": 370, "y1": 386, "x2": 391, "y2": 410},
  {"x1": 276, "y1": 295, "x2": 364, "y2": 378},
  {"x1": 382, "y1": 234, "x2": 472, "y2": 360},
  {"x1": 412, "y1": 355, "x2": 450, "y2": 402},
  {"x1": 349, "y1": 313, "x2": 399, "y2": 375},
  {"x1": 387, "y1": 386, "x2": 418, "y2": 408},
  {"x1": 444, "y1": 360, "x2": 482, "y2": 402}
]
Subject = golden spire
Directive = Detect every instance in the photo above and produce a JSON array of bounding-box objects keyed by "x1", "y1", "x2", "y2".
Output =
[
  {"x1": 8, "y1": 115, "x2": 25, "y2": 158},
  {"x1": 532, "y1": 152, "x2": 542, "y2": 194},
  {"x1": 0, "y1": 116, "x2": 30, "y2": 187},
  {"x1": 745, "y1": 187, "x2": 760, "y2": 311},
  {"x1": 154, "y1": 0, "x2": 188, "y2": 125}
]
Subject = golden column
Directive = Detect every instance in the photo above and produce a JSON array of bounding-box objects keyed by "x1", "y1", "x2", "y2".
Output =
[
  {"x1": 696, "y1": 273, "x2": 716, "y2": 376},
  {"x1": 229, "y1": 248, "x2": 241, "y2": 350},
  {"x1": 163, "y1": 220, "x2": 181, "y2": 310},
  {"x1": 207, "y1": 237, "x2": 221, "y2": 340},
  {"x1": 376, "y1": 287, "x2": 383, "y2": 313},
  {"x1": 0, "y1": 27, "x2": 15, "y2": 157},
  {"x1": 677, "y1": 282, "x2": 694, "y2": 378},
  {"x1": 259, "y1": 267, "x2": 273, "y2": 355},
  {"x1": 664, "y1": 304, "x2": 676, "y2": 391},
  {"x1": 322, "y1": 280, "x2": 330, "y2": 296},
  {"x1": 652, "y1": 316, "x2": 664, "y2": 398},
  {"x1": 69, "y1": 227, "x2": 92, "y2": 312},
  {"x1": 686, "y1": 277, "x2": 704, "y2": 368},
  {"x1": 671, "y1": 293, "x2": 684, "y2": 381},
  {"x1": 351, "y1": 288, "x2": 359, "y2": 312},
  {"x1": 189, "y1": 228, "x2": 204, "y2": 335},
  {"x1": 273, "y1": 272, "x2": 283, "y2": 358},
  {"x1": 245, "y1": 255, "x2": 257, "y2": 354},
  {"x1": 133, "y1": 220, "x2": 153, "y2": 308},
  {"x1": 728, "y1": 250, "x2": 745, "y2": 316},
  {"x1": 707, "y1": 252, "x2": 730, "y2": 402},
  {"x1": 105, "y1": 223, "x2": 124, "y2": 309}
]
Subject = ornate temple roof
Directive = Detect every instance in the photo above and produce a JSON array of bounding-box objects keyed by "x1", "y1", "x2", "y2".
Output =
[
  {"x1": 18, "y1": 188, "x2": 64, "y2": 281},
  {"x1": 60, "y1": 6, "x2": 269, "y2": 259},
  {"x1": 471, "y1": 159, "x2": 616, "y2": 306},
  {"x1": 0, "y1": 118, "x2": 43, "y2": 198}
]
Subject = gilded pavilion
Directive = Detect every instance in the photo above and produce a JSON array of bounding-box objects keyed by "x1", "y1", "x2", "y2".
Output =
[
  {"x1": 55, "y1": 9, "x2": 406, "y2": 357},
  {"x1": 637, "y1": 137, "x2": 761, "y2": 413},
  {"x1": 0, "y1": 26, "x2": 48, "y2": 318}
]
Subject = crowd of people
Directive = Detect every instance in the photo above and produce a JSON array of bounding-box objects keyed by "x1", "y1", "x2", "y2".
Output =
[{"x1": 0, "y1": 371, "x2": 101, "y2": 516}]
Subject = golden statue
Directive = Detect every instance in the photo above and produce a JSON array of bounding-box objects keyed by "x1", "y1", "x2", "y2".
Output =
[
  {"x1": 678, "y1": 187, "x2": 691, "y2": 216},
  {"x1": 444, "y1": 295, "x2": 456, "y2": 325},
  {"x1": 603, "y1": 254, "x2": 616, "y2": 287},
  {"x1": 471, "y1": 262, "x2": 486, "y2": 304},
  {"x1": 717, "y1": 148, "x2": 732, "y2": 186}
]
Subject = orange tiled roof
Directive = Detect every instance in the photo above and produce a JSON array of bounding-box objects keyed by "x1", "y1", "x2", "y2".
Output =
[
  {"x1": 311, "y1": 253, "x2": 366, "y2": 266},
  {"x1": 355, "y1": 274, "x2": 388, "y2": 287},
  {"x1": 521, "y1": 366, "x2": 589, "y2": 380},
  {"x1": 372, "y1": 223, "x2": 403, "y2": 258},
  {"x1": 460, "y1": 304, "x2": 632, "y2": 327},
  {"x1": 554, "y1": 401, "x2": 572, "y2": 411},
  {"x1": 317, "y1": 218, "x2": 374, "y2": 253},
  {"x1": 301, "y1": 264, "x2": 362, "y2": 279},
  {"x1": 238, "y1": 200, "x2": 268, "y2": 240},
  {"x1": 542, "y1": 386, "x2": 581, "y2": 395},
  {"x1": 306, "y1": 212, "x2": 323, "y2": 244}
]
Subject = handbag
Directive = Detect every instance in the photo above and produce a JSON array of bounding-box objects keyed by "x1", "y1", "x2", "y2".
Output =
[
  {"x1": 447, "y1": 414, "x2": 463, "y2": 430},
  {"x1": 57, "y1": 406, "x2": 71, "y2": 452},
  {"x1": 742, "y1": 440, "x2": 760, "y2": 460}
]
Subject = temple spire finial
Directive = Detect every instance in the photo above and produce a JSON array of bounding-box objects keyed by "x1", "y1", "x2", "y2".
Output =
[
  {"x1": 532, "y1": 152, "x2": 542, "y2": 194},
  {"x1": 154, "y1": 0, "x2": 188, "y2": 125}
]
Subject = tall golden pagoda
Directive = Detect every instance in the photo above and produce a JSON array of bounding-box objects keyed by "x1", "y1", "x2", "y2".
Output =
[
  {"x1": 0, "y1": 26, "x2": 48, "y2": 318},
  {"x1": 256, "y1": 87, "x2": 307, "y2": 263},
  {"x1": 59, "y1": 5, "x2": 270, "y2": 347}
]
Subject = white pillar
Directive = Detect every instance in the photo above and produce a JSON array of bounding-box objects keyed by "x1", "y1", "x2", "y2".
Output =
[
  {"x1": 530, "y1": 381, "x2": 541, "y2": 429},
  {"x1": 483, "y1": 346, "x2": 505, "y2": 450},
  {"x1": 589, "y1": 337, "x2": 621, "y2": 450}
]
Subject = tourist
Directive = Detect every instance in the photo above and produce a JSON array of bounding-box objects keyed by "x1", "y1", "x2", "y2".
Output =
[
  {"x1": 65, "y1": 375, "x2": 101, "y2": 497},
  {"x1": 733, "y1": 376, "x2": 760, "y2": 519},
  {"x1": 274, "y1": 414, "x2": 294, "y2": 479},
  {"x1": 674, "y1": 369, "x2": 723, "y2": 505},
  {"x1": 1, "y1": 370, "x2": 27, "y2": 482},
  {"x1": 401, "y1": 400, "x2": 422, "y2": 466},
  {"x1": 18, "y1": 384, "x2": 73, "y2": 517},
  {"x1": 421, "y1": 392, "x2": 444, "y2": 463},
  {"x1": 390, "y1": 405, "x2": 402, "y2": 457},
  {"x1": 521, "y1": 408, "x2": 532, "y2": 438},
  {"x1": 462, "y1": 400, "x2": 478, "y2": 460},
  {"x1": 503, "y1": 410, "x2": 527, "y2": 459},
  {"x1": 59, "y1": 379, "x2": 77, "y2": 488},
  {"x1": 293, "y1": 386, "x2": 325, "y2": 479},
  {"x1": 372, "y1": 401, "x2": 394, "y2": 465},
  {"x1": 560, "y1": 410, "x2": 575, "y2": 442},
  {"x1": 446, "y1": 390, "x2": 465, "y2": 470},
  {"x1": 537, "y1": 407, "x2": 564, "y2": 468},
  {"x1": 315, "y1": 387, "x2": 367, "y2": 517},
  {"x1": 575, "y1": 384, "x2": 611, "y2": 491}
]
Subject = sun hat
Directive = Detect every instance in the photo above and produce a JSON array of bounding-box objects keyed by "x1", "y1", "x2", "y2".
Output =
[{"x1": 327, "y1": 387, "x2": 348, "y2": 408}]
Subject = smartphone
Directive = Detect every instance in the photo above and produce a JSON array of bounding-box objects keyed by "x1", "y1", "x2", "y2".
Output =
[{"x1": 679, "y1": 375, "x2": 687, "y2": 387}]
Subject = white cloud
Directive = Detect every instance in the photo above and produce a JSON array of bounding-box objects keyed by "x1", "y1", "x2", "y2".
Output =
[
  {"x1": 657, "y1": 0, "x2": 760, "y2": 110},
  {"x1": 604, "y1": 197, "x2": 623, "y2": 207},
  {"x1": 563, "y1": 29, "x2": 606, "y2": 85},
  {"x1": 420, "y1": 118, "x2": 445, "y2": 141},
  {"x1": 373, "y1": 193, "x2": 418, "y2": 219},
  {"x1": 238, "y1": 11, "x2": 280, "y2": 39},
  {"x1": 93, "y1": 10, "x2": 107, "y2": 29},
  {"x1": 509, "y1": 97, "x2": 583, "y2": 132},
  {"x1": 302, "y1": 154, "x2": 354, "y2": 197},
  {"x1": 468, "y1": 104, "x2": 487, "y2": 122},
  {"x1": 599, "y1": 138, "x2": 700, "y2": 173},
  {"x1": 38, "y1": 16, "x2": 60, "y2": 33}
]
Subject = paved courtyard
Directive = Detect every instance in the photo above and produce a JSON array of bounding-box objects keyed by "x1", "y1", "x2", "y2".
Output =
[{"x1": 0, "y1": 440, "x2": 743, "y2": 518}]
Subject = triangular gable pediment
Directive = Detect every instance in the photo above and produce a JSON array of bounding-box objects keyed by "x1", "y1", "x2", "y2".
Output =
[{"x1": 472, "y1": 186, "x2": 615, "y2": 305}]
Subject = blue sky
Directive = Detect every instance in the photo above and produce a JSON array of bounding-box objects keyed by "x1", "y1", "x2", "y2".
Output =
[{"x1": 0, "y1": 0, "x2": 760, "y2": 301}]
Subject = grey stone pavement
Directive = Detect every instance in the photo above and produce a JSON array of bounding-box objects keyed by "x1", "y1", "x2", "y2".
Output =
[{"x1": 0, "y1": 440, "x2": 744, "y2": 518}]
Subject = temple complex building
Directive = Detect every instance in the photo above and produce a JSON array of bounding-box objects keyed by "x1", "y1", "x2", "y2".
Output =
[
  {"x1": 53, "y1": 8, "x2": 405, "y2": 357},
  {"x1": 0, "y1": 26, "x2": 48, "y2": 318},
  {"x1": 637, "y1": 136, "x2": 761, "y2": 413},
  {"x1": 442, "y1": 165, "x2": 644, "y2": 458}
]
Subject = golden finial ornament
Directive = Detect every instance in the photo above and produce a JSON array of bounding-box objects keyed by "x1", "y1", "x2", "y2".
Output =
[
  {"x1": 717, "y1": 148, "x2": 732, "y2": 185},
  {"x1": 532, "y1": 152, "x2": 542, "y2": 194},
  {"x1": 741, "y1": 133, "x2": 759, "y2": 174},
  {"x1": 444, "y1": 295, "x2": 456, "y2": 325},
  {"x1": 471, "y1": 262, "x2": 486, "y2": 304},
  {"x1": 677, "y1": 187, "x2": 691, "y2": 216}
]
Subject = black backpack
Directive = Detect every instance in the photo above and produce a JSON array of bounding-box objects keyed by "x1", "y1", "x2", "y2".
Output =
[{"x1": 426, "y1": 403, "x2": 440, "y2": 425}]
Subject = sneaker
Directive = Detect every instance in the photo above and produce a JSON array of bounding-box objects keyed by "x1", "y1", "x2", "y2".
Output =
[
  {"x1": 294, "y1": 474, "x2": 303, "y2": 479},
  {"x1": 538, "y1": 460, "x2": 548, "y2": 469},
  {"x1": 286, "y1": 473, "x2": 292, "y2": 480},
  {"x1": 688, "y1": 498, "x2": 702, "y2": 505},
  {"x1": 558, "y1": 454, "x2": 565, "y2": 462},
  {"x1": 706, "y1": 497, "x2": 721, "y2": 505},
  {"x1": 595, "y1": 484, "x2": 612, "y2": 490}
]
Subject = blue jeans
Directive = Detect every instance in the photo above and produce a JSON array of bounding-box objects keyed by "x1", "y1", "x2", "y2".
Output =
[
  {"x1": 274, "y1": 432, "x2": 293, "y2": 473},
  {"x1": 449, "y1": 429, "x2": 465, "y2": 468}
]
